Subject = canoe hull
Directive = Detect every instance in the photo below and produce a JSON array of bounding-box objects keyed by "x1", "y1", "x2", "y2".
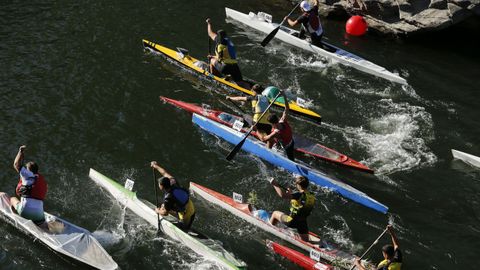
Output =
[
  {"x1": 190, "y1": 182, "x2": 373, "y2": 269},
  {"x1": 88, "y1": 169, "x2": 246, "y2": 270},
  {"x1": 266, "y1": 240, "x2": 333, "y2": 270},
  {"x1": 0, "y1": 193, "x2": 118, "y2": 270},
  {"x1": 225, "y1": 8, "x2": 407, "y2": 85},
  {"x1": 161, "y1": 96, "x2": 373, "y2": 173},
  {"x1": 452, "y1": 149, "x2": 480, "y2": 168},
  {"x1": 142, "y1": 39, "x2": 322, "y2": 122},
  {"x1": 192, "y1": 113, "x2": 388, "y2": 214}
]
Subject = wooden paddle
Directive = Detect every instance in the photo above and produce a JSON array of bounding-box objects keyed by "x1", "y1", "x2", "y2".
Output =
[
  {"x1": 226, "y1": 92, "x2": 282, "y2": 161},
  {"x1": 261, "y1": 3, "x2": 300, "y2": 47}
]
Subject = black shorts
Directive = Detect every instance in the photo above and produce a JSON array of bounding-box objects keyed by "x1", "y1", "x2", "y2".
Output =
[
  {"x1": 283, "y1": 140, "x2": 295, "y2": 161},
  {"x1": 285, "y1": 217, "x2": 309, "y2": 235},
  {"x1": 218, "y1": 62, "x2": 243, "y2": 82}
]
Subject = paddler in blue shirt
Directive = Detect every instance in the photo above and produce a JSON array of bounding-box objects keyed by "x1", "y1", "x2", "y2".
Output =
[
  {"x1": 268, "y1": 176, "x2": 315, "y2": 241},
  {"x1": 206, "y1": 18, "x2": 243, "y2": 83},
  {"x1": 355, "y1": 225, "x2": 403, "y2": 270},
  {"x1": 226, "y1": 84, "x2": 273, "y2": 140},
  {"x1": 0, "y1": 145, "x2": 48, "y2": 225},
  {"x1": 151, "y1": 161, "x2": 195, "y2": 231}
]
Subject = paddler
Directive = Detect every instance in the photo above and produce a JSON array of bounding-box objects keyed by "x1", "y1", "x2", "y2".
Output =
[
  {"x1": 285, "y1": 0, "x2": 324, "y2": 47},
  {"x1": 226, "y1": 84, "x2": 272, "y2": 140},
  {"x1": 261, "y1": 91, "x2": 295, "y2": 161},
  {"x1": 354, "y1": 225, "x2": 403, "y2": 270},
  {"x1": 268, "y1": 176, "x2": 315, "y2": 241},
  {"x1": 151, "y1": 161, "x2": 195, "y2": 231},
  {"x1": 206, "y1": 18, "x2": 243, "y2": 83},
  {"x1": 6, "y1": 145, "x2": 47, "y2": 225}
]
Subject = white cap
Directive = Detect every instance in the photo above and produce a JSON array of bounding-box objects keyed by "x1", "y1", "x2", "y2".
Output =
[{"x1": 300, "y1": 1, "x2": 312, "y2": 11}]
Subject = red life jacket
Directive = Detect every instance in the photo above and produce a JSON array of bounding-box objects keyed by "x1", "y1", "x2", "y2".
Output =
[
  {"x1": 272, "y1": 120, "x2": 293, "y2": 146},
  {"x1": 16, "y1": 173, "x2": 47, "y2": 201},
  {"x1": 303, "y1": 7, "x2": 321, "y2": 34}
]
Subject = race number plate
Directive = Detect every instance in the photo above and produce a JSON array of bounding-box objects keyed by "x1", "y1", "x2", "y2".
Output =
[
  {"x1": 124, "y1": 179, "x2": 135, "y2": 191},
  {"x1": 233, "y1": 192, "x2": 243, "y2": 203},
  {"x1": 232, "y1": 120, "x2": 244, "y2": 131}
]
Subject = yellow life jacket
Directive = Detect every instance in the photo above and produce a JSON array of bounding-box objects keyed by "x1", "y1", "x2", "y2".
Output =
[
  {"x1": 289, "y1": 191, "x2": 315, "y2": 219},
  {"x1": 251, "y1": 95, "x2": 271, "y2": 125},
  {"x1": 378, "y1": 259, "x2": 402, "y2": 270},
  {"x1": 216, "y1": 43, "x2": 237, "y2": 64}
]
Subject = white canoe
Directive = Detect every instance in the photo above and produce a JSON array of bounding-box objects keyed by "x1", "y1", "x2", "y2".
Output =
[
  {"x1": 452, "y1": 149, "x2": 480, "y2": 168},
  {"x1": 0, "y1": 193, "x2": 118, "y2": 270},
  {"x1": 88, "y1": 168, "x2": 247, "y2": 270},
  {"x1": 225, "y1": 7, "x2": 407, "y2": 85}
]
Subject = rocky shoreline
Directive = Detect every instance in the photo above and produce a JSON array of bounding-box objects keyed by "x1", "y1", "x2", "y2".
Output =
[{"x1": 304, "y1": 0, "x2": 480, "y2": 36}]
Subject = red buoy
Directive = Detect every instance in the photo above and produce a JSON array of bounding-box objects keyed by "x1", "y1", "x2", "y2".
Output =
[{"x1": 346, "y1": 15, "x2": 368, "y2": 36}]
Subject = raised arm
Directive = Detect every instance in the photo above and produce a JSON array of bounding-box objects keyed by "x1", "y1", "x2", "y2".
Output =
[
  {"x1": 269, "y1": 178, "x2": 292, "y2": 200},
  {"x1": 13, "y1": 145, "x2": 26, "y2": 173},
  {"x1": 387, "y1": 225, "x2": 400, "y2": 250},
  {"x1": 206, "y1": 18, "x2": 217, "y2": 41},
  {"x1": 280, "y1": 92, "x2": 289, "y2": 122},
  {"x1": 150, "y1": 161, "x2": 174, "y2": 179}
]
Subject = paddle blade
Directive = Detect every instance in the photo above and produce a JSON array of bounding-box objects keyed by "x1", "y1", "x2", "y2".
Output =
[
  {"x1": 226, "y1": 137, "x2": 247, "y2": 161},
  {"x1": 261, "y1": 26, "x2": 280, "y2": 47}
]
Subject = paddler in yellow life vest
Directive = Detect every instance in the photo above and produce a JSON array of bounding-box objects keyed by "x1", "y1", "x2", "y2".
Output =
[
  {"x1": 354, "y1": 225, "x2": 403, "y2": 270},
  {"x1": 268, "y1": 176, "x2": 315, "y2": 241},
  {"x1": 206, "y1": 18, "x2": 243, "y2": 83},
  {"x1": 226, "y1": 84, "x2": 273, "y2": 140},
  {"x1": 151, "y1": 161, "x2": 195, "y2": 231}
]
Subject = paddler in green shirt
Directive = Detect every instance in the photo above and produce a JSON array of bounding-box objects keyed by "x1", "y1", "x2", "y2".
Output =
[{"x1": 226, "y1": 84, "x2": 273, "y2": 140}]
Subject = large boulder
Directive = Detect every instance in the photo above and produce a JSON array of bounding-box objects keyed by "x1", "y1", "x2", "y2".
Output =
[{"x1": 316, "y1": 0, "x2": 480, "y2": 35}]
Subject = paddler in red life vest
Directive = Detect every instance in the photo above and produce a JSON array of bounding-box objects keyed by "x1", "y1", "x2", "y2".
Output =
[
  {"x1": 151, "y1": 161, "x2": 195, "y2": 231},
  {"x1": 206, "y1": 18, "x2": 243, "y2": 83},
  {"x1": 226, "y1": 84, "x2": 272, "y2": 140},
  {"x1": 261, "y1": 91, "x2": 295, "y2": 161},
  {"x1": 268, "y1": 176, "x2": 315, "y2": 241},
  {"x1": 285, "y1": 0, "x2": 324, "y2": 47},
  {"x1": 354, "y1": 225, "x2": 403, "y2": 270},
  {"x1": 6, "y1": 145, "x2": 47, "y2": 225}
]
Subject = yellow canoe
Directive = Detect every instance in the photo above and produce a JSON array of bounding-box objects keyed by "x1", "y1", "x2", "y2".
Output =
[{"x1": 142, "y1": 39, "x2": 321, "y2": 123}]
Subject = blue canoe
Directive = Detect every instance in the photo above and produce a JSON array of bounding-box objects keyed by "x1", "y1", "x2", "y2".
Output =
[{"x1": 192, "y1": 113, "x2": 388, "y2": 214}]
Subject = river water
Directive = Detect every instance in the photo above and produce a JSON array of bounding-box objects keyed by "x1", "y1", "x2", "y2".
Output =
[{"x1": 1, "y1": 0, "x2": 479, "y2": 269}]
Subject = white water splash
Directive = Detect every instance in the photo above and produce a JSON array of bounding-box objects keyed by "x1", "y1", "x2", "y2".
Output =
[
  {"x1": 324, "y1": 99, "x2": 437, "y2": 175},
  {"x1": 285, "y1": 51, "x2": 329, "y2": 69}
]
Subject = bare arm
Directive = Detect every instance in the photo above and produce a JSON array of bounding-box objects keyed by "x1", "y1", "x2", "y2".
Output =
[
  {"x1": 279, "y1": 92, "x2": 289, "y2": 122},
  {"x1": 262, "y1": 129, "x2": 279, "y2": 142},
  {"x1": 387, "y1": 225, "x2": 400, "y2": 250},
  {"x1": 206, "y1": 18, "x2": 217, "y2": 41},
  {"x1": 354, "y1": 258, "x2": 367, "y2": 270},
  {"x1": 226, "y1": 96, "x2": 248, "y2": 102},
  {"x1": 13, "y1": 145, "x2": 26, "y2": 173},
  {"x1": 269, "y1": 178, "x2": 292, "y2": 200},
  {"x1": 150, "y1": 161, "x2": 174, "y2": 179},
  {"x1": 285, "y1": 17, "x2": 299, "y2": 27}
]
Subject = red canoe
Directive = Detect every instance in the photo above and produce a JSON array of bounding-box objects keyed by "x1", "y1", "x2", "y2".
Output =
[
  {"x1": 266, "y1": 240, "x2": 333, "y2": 270},
  {"x1": 160, "y1": 96, "x2": 374, "y2": 173}
]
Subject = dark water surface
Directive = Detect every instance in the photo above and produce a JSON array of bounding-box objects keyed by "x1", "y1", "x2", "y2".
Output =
[{"x1": 1, "y1": 0, "x2": 479, "y2": 269}]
